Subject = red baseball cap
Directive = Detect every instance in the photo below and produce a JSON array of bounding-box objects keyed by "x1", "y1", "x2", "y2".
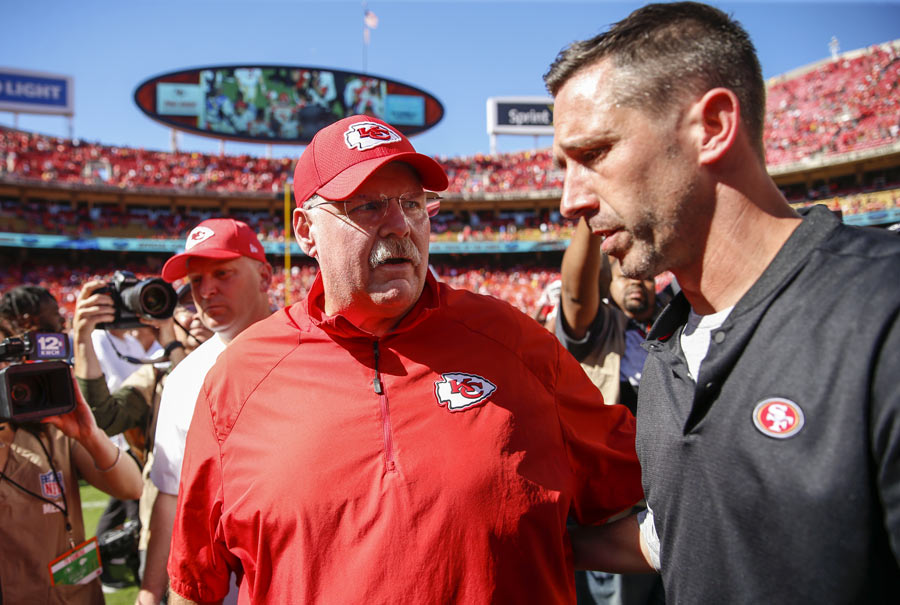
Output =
[
  {"x1": 293, "y1": 115, "x2": 448, "y2": 206},
  {"x1": 161, "y1": 218, "x2": 267, "y2": 282}
]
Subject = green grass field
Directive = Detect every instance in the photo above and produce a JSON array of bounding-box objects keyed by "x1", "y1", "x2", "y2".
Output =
[{"x1": 80, "y1": 482, "x2": 139, "y2": 604}]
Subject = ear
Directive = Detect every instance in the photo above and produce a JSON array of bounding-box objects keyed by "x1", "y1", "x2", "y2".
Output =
[
  {"x1": 258, "y1": 261, "x2": 274, "y2": 291},
  {"x1": 690, "y1": 87, "x2": 739, "y2": 165},
  {"x1": 293, "y1": 207, "x2": 317, "y2": 258}
]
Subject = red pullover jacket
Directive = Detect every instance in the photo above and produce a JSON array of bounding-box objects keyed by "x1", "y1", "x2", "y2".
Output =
[{"x1": 169, "y1": 272, "x2": 642, "y2": 604}]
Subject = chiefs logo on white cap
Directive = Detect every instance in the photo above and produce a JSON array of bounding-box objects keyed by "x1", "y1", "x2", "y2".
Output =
[
  {"x1": 752, "y1": 398, "x2": 805, "y2": 439},
  {"x1": 185, "y1": 226, "x2": 214, "y2": 250},
  {"x1": 344, "y1": 121, "x2": 401, "y2": 151},
  {"x1": 434, "y1": 372, "x2": 497, "y2": 412}
]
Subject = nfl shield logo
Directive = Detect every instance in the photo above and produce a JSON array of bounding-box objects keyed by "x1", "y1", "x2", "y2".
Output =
[{"x1": 40, "y1": 470, "x2": 64, "y2": 499}]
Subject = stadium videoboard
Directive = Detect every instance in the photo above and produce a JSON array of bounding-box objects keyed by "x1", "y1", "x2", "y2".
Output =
[{"x1": 134, "y1": 65, "x2": 443, "y2": 144}]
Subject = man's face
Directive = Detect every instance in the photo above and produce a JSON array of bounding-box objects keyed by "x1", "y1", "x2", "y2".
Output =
[
  {"x1": 552, "y1": 59, "x2": 711, "y2": 280},
  {"x1": 185, "y1": 256, "x2": 270, "y2": 341},
  {"x1": 608, "y1": 258, "x2": 656, "y2": 322},
  {"x1": 294, "y1": 162, "x2": 430, "y2": 330},
  {"x1": 173, "y1": 303, "x2": 213, "y2": 352},
  {"x1": 35, "y1": 298, "x2": 64, "y2": 333}
]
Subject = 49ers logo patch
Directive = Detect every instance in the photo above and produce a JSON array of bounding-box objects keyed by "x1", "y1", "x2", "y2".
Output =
[
  {"x1": 344, "y1": 121, "x2": 401, "y2": 151},
  {"x1": 752, "y1": 398, "x2": 805, "y2": 439},
  {"x1": 434, "y1": 372, "x2": 497, "y2": 412}
]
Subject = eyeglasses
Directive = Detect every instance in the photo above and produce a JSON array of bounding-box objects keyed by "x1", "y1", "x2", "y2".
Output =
[{"x1": 308, "y1": 192, "x2": 442, "y2": 228}]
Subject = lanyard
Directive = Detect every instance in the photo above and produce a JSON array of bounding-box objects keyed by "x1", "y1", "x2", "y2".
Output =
[{"x1": 0, "y1": 429, "x2": 75, "y2": 548}]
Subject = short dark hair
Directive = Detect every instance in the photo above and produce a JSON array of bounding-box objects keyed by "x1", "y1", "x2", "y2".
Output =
[{"x1": 544, "y1": 2, "x2": 765, "y2": 156}]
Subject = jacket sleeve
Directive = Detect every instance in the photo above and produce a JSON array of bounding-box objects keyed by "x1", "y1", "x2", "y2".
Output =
[
  {"x1": 556, "y1": 300, "x2": 615, "y2": 362},
  {"x1": 872, "y1": 309, "x2": 900, "y2": 564},
  {"x1": 167, "y1": 385, "x2": 239, "y2": 603},
  {"x1": 76, "y1": 374, "x2": 150, "y2": 436},
  {"x1": 553, "y1": 340, "x2": 644, "y2": 525}
]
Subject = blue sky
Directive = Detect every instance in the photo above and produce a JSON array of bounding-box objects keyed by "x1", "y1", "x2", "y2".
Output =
[{"x1": 3, "y1": 1, "x2": 899, "y2": 159}]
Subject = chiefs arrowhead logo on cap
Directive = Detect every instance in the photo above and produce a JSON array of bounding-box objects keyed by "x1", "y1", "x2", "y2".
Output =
[
  {"x1": 434, "y1": 372, "x2": 497, "y2": 412},
  {"x1": 752, "y1": 398, "x2": 805, "y2": 439},
  {"x1": 185, "y1": 226, "x2": 215, "y2": 250},
  {"x1": 344, "y1": 121, "x2": 402, "y2": 151}
]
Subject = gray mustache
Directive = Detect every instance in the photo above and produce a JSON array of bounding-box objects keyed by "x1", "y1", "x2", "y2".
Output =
[{"x1": 369, "y1": 238, "x2": 421, "y2": 268}]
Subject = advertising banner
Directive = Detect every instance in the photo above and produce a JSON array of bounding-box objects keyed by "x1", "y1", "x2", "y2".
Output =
[
  {"x1": 486, "y1": 97, "x2": 553, "y2": 136},
  {"x1": 0, "y1": 67, "x2": 73, "y2": 116}
]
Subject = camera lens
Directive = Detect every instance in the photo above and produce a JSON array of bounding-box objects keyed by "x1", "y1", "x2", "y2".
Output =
[
  {"x1": 119, "y1": 278, "x2": 177, "y2": 319},
  {"x1": 1, "y1": 362, "x2": 76, "y2": 422},
  {"x1": 140, "y1": 282, "x2": 175, "y2": 315},
  {"x1": 10, "y1": 382, "x2": 32, "y2": 404},
  {"x1": 8, "y1": 374, "x2": 48, "y2": 410}
]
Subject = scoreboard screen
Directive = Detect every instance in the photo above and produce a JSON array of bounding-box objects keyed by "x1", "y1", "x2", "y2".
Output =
[{"x1": 134, "y1": 65, "x2": 443, "y2": 144}]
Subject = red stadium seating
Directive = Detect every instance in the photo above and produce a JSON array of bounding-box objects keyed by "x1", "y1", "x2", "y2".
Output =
[{"x1": 764, "y1": 42, "x2": 900, "y2": 165}]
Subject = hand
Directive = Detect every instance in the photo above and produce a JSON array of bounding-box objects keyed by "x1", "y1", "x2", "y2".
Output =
[
  {"x1": 73, "y1": 280, "x2": 116, "y2": 339},
  {"x1": 41, "y1": 372, "x2": 101, "y2": 445},
  {"x1": 140, "y1": 316, "x2": 177, "y2": 345},
  {"x1": 135, "y1": 588, "x2": 161, "y2": 605}
]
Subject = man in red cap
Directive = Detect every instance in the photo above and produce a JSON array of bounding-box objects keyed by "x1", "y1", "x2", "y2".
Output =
[
  {"x1": 167, "y1": 116, "x2": 643, "y2": 605},
  {"x1": 138, "y1": 218, "x2": 272, "y2": 605}
]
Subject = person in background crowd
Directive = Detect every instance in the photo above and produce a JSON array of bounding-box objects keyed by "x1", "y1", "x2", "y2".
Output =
[
  {"x1": 165, "y1": 115, "x2": 643, "y2": 605},
  {"x1": 0, "y1": 299, "x2": 142, "y2": 604},
  {"x1": 0, "y1": 284, "x2": 66, "y2": 334},
  {"x1": 73, "y1": 282, "x2": 212, "y2": 587},
  {"x1": 545, "y1": 2, "x2": 900, "y2": 602},
  {"x1": 557, "y1": 219, "x2": 666, "y2": 604},
  {"x1": 138, "y1": 218, "x2": 273, "y2": 605},
  {"x1": 87, "y1": 313, "x2": 162, "y2": 590},
  {"x1": 558, "y1": 219, "x2": 661, "y2": 415}
]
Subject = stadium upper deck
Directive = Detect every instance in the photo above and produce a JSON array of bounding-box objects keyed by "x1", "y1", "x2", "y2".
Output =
[{"x1": 0, "y1": 40, "x2": 898, "y2": 218}]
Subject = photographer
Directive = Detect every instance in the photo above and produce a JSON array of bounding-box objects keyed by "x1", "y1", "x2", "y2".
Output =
[
  {"x1": 72, "y1": 280, "x2": 211, "y2": 585},
  {"x1": 0, "y1": 319, "x2": 143, "y2": 604},
  {"x1": 73, "y1": 280, "x2": 200, "y2": 442}
]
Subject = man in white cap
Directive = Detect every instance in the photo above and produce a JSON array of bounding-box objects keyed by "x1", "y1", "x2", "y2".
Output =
[
  {"x1": 137, "y1": 218, "x2": 272, "y2": 605},
  {"x1": 166, "y1": 115, "x2": 644, "y2": 605}
]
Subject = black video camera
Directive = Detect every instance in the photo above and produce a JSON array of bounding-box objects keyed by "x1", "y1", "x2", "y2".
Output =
[
  {"x1": 0, "y1": 332, "x2": 76, "y2": 422},
  {"x1": 96, "y1": 271, "x2": 177, "y2": 330}
]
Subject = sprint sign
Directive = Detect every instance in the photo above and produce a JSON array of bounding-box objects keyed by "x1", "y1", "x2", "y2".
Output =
[
  {"x1": 344, "y1": 121, "x2": 401, "y2": 151},
  {"x1": 434, "y1": 372, "x2": 497, "y2": 412}
]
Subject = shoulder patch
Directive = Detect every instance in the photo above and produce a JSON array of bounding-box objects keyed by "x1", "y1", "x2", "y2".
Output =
[
  {"x1": 752, "y1": 398, "x2": 805, "y2": 439},
  {"x1": 434, "y1": 372, "x2": 497, "y2": 412}
]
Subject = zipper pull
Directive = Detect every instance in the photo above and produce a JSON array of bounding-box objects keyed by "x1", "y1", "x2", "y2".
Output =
[{"x1": 373, "y1": 340, "x2": 383, "y2": 394}]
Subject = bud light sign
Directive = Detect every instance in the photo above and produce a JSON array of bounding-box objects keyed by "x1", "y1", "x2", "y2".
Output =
[{"x1": 0, "y1": 68, "x2": 74, "y2": 116}]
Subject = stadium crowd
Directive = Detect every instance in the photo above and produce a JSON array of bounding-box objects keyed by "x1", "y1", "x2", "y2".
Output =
[
  {"x1": 0, "y1": 255, "x2": 563, "y2": 327},
  {"x1": 1, "y1": 183, "x2": 897, "y2": 245},
  {"x1": 765, "y1": 41, "x2": 900, "y2": 165},
  {"x1": 1, "y1": 41, "x2": 898, "y2": 203}
]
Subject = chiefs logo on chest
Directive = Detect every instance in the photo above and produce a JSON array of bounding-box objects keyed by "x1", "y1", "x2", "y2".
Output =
[{"x1": 434, "y1": 372, "x2": 497, "y2": 412}]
